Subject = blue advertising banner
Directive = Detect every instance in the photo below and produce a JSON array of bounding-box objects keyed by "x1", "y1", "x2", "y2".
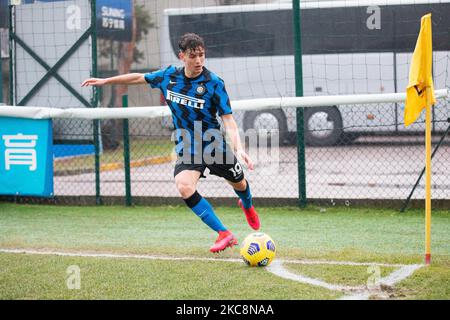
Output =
[
  {"x1": 0, "y1": 118, "x2": 53, "y2": 197},
  {"x1": 97, "y1": 0, "x2": 132, "y2": 41}
]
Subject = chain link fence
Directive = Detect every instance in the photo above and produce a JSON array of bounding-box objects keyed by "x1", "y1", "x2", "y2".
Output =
[
  {"x1": 1, "y1": 98, "x2": 449, "y2": 208},
  {"x1": 43, "y1": 96, "x2": 449, "y2": 209}
]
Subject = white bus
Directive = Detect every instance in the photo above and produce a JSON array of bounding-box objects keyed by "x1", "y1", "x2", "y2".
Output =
[{"x1": 160, "y1": 0, "x2": 450, "y2": 146}]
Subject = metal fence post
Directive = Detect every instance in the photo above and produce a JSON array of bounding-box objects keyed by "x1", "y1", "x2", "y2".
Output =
[
  {"x1": 293, "y1": 0, "x2": 307, "y2": 207},
  {"x1": 8, "y1": 5, "x2": 14, "y2": 106},
  {"x1": 122, "y1": 95, "x2": 132, "y2": 206},
  {"x1": 90, "y1": 0, "x2": 102, "y2": 205}
]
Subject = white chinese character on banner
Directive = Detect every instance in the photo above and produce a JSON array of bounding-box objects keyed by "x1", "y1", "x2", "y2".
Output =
[
  {"x1": 102, "y1": 17, "x2": 109, "y2": 28},
  {"x1": 2, "y1": 134, "x2": 38, "y2": 171}
]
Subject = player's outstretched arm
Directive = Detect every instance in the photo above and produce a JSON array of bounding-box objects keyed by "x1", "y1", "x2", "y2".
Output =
[
  {"x1": 221, "y1": 114, "x2": 254, "y2": 170},
  {"x1": 81, "y1": 73, "x2": 147, "y2": 87}
]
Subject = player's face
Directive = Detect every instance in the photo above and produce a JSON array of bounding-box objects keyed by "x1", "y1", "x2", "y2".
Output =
[{"x1": 180, "y1": 47, "x2": 205, "y2": 78}]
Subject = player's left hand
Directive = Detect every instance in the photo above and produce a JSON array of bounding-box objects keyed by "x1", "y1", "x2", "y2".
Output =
[
  {"x1": 81, "y1": 78, "x2": 107, "y2": 87},
  {"x1": 236, "y1": 149, "x2": 254, "y2": 171}
]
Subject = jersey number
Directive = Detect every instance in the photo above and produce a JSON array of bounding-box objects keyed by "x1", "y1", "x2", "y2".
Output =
[{"x1": 229, "y1": 163, "x2": 243, "y2": 178}]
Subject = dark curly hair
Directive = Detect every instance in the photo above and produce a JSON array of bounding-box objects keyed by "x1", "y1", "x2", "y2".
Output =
[{"x1": 178, "y1": 33, "x2": 205, "y2": 52}]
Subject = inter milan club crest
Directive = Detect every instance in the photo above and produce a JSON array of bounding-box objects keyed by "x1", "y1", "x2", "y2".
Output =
[{"x1": 196, "y1": 84, "x2": 206, "y2": 95}]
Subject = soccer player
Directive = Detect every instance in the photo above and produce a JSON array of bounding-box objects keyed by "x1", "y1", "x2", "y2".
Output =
[{"x1": 81, "y1": 33, "x2": 260, "y2": 253}]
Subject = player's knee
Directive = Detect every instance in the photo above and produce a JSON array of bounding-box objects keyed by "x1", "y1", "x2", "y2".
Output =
[
  {"x1": 176, "y1": 182, "x2": 196, "y2": 199},
  {"x1": 229, "y1": 177, "x2": 246, "y2": 191},
  {"x1": 234, "y1": 178, "x2": 247, "y2": 190}
]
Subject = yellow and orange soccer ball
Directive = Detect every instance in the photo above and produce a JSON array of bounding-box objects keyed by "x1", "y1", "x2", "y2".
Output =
[{"x1": 240, "y1": 232, "x2": 276, "y2": 267}]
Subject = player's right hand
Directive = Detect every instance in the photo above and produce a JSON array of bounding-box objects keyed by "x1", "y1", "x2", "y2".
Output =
[
  {"x1": 81, "y1": 78, "x2": 107, "y2": 87},
  {"x1": 236, "y1": 149, "x2": 254, "y2": 171}
]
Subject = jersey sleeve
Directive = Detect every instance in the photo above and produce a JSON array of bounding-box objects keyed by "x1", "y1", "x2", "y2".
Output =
[
  {"x1": 144, "y1": 68, "x2": 166, "y2": 89},
  {"x1": 213, "y1": 79, "x2": 232, "y2": 116}
]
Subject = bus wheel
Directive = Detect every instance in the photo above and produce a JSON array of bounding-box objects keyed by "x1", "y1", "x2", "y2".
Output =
[
  {"x1": 304, "y1": 107, "x2": 343, "y2": 146},
  {"x1": 243, "y1": 109, "x2": 290, "y2": 145}
]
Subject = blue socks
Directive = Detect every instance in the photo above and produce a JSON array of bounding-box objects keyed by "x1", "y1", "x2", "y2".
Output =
[
  {"x1": 184, "y1": 191, "x2": 226, "y2": 232},
  {"x1": 234, "y1": 180, "x2": 253, "y2": 209},
  {"x1": 183, "y1": 182, "x2": 252, "y2": 232}
]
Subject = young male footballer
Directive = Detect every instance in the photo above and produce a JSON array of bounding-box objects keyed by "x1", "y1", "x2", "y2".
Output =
[{"x1": 82, "y1": 33, "x2": 260, "y2": 253}]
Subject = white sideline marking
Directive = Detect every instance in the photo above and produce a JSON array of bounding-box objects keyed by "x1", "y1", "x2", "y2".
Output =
[
  {"x1": 266, "y1": 258, "x2": 424, "y2": 300},
  {"x1": 266, "y1": 260, "x2": 363, "y2": 292},
  {"x1": 281, "y1": 259, "x2": 409, "y2": 268},
  {"x1": 0, "y1": 248, "x2": 243, "y2": 263},
  {"x1": 0, "y1": 248, "x2": 410, "y2": 267},
  {"x1": 338, "y1": 264, "x2": 424, "y2": 300},
  {"x1": 0, "y1": 248, "x2": 424, "y2": 300},
  {"x1": 379, "y1": 264, "x2": 424, "y2": 287}
]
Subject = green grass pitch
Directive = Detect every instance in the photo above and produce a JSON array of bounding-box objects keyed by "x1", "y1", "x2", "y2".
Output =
[{"x1": 0, "y1": 203, "x2": 448, "y2": 299}]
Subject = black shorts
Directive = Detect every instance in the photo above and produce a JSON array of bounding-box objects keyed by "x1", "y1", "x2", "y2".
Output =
[{"x1": 174, "y1": 154, "x2": 245, "y2": 183}]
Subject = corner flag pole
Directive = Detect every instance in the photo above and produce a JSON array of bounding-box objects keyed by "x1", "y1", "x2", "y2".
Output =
[
  {"x1": 404, "y1": 13, "x2": 435, "y2": 265},
  {"x1": 425, "y1": 89, "x2": 432, "y2": 265}
]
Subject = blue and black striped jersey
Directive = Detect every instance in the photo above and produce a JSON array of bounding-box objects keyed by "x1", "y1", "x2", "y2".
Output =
[{"x1": 144, "y1": 65, "x2": 232, "y2": 157}]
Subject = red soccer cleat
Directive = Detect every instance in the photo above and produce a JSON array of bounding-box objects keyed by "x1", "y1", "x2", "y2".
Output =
[
  {"x1": 238, "y1": 199, "x2": 260, "y2": 230},
  {"x1": 209, "y1": 230, "x2": 238, "y2": 253}
]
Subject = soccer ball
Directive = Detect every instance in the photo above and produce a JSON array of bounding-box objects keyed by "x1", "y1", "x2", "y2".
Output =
[{"x1": 240, "y1": 232, "x2": 276, "y2": 267}]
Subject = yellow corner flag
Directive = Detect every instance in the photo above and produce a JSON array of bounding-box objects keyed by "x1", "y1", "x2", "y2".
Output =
[
  {"x1": 404, "y1": 13, "x2": 436, "y2": 127},
  {"x1": 405, "y1": 13, "x2": 434, "y2": 265}
]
